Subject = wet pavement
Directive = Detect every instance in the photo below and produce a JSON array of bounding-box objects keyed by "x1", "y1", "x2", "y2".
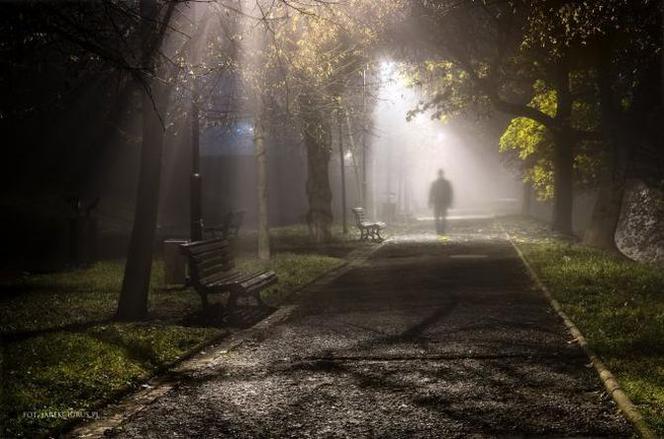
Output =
[{"x1": 103, "y1": 224, "x2": 632, "y2": 438}]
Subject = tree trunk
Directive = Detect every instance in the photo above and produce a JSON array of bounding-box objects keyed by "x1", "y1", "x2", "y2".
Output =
[
  {"x1": 361, "y1": 68, "x2": 369, "y2": 209},
  {"x1": 584, "y1": 43, "x2": 627, "y2": 251},
  {"x1": 254, "y1": 116, "x2": 270, "y2": 260},
  {"x1": 338, "y1": 111, "x2": 347, "y2": 234},
  {"x1": 343, "y1": 110, "x2": 362, "y2": 206},
  {"x1": 117, "y1": 81, "x2": 165, "y2": 320},
  {"x1": 583, "y1": 136, "x2": 626, "y2": 252},
  {"x1": 521, "y1": 180, "x2": 531, "y2": 216},
  {"x1": 301, "y1": 97, "x2": 333, "y2": 243},
  {"x1": 116, "y1": 0, "x2": 167, "y2": 321},
  {"x1": 551, "y1": 64, "x2": 574, "y2": 236},
  {"x1": 551, "y1": 130, "x2": 574, "y2": 235},
  {"x1": 584, "y1": 174, "x2": 624, "y2": 251}
]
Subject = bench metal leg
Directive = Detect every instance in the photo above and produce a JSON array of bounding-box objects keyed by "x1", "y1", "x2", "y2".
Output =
[{"x1": 365, "y1": 226, "x2": 382, "y2": 242}]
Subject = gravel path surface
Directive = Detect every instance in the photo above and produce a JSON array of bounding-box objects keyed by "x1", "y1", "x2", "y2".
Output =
[{"x1": 104, "y1": 225, "x2": 632, "y2": 438}]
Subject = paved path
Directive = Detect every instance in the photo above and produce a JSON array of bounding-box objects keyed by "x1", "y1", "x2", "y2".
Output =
[{"x1": 104, "y1": 225, "x2": 632, "y2": 438}]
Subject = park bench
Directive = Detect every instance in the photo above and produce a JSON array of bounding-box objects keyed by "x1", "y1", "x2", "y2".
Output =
[
  {"x1": 351, "y1": 207, "x2": 385, "y2": 242},
  {"x1": 180, "y1": 238, "x2": 277, "y2": 311},
  {"x1": 205, "y1": 210, "x2": 246, "y2": 240}
]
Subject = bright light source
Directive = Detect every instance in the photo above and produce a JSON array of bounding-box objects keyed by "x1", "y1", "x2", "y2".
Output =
[
  {"x1": 344, "y1": 151, "x2": 353, "y2": 161},
  {"x1": 380, "y1": 60, "x2": 395, "y2": 81},
  {"x1": 370, "y1": 58, "x2": 521, "y2": 218}
]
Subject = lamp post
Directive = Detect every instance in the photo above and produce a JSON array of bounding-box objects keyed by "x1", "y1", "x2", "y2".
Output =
[
  {"x1": 338, "y1": 109, "x2": 347, "y2": 234},
  {"x1": 190, "y1": 95, "x2": 203, "y2": 242},
  {"x1": 190, "y1": 5, "x2": 203, "y2": 242},
  {"x1": 362, "y1": 67, "x2": 369, "y2": 210}
]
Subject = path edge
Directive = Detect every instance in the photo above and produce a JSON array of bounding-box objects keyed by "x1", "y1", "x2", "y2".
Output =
[
  {"x1": 505, "y1": 232, "x2": 655, "y2": 439},
  {"x1": 67, "y1": 241, "x2": 385, "y2": 438}
]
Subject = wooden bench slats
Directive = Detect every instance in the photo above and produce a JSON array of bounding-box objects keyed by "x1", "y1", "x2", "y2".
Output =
[
  {"x1": 239, "y1": 271, "x2": 274, "y2": 286},
  {"x1": 239, "y1": 271, "x2": 277, "y2": 288},
  {"x1": 199, "y1": 270, "x2": 247, "y2": 287},
  {"x1": 189, "y1": 256, "x2": 235, "y2": 271},
  {"x1": 188, "y1": 243, "x2": 229, "y2": 258},
  {"x1": 198, "y1": 262, "x2": 234, "y2": 280},
  {"x1": 183, "y1": 239, "x2": 229, "y2": 255},
  {"x1": 360, "y1": 221, "x2": 385, "y2": 228},
  {"x1": 208, "y1": 270, "x2": 275, "y2": 286},
  {"x1": 207, "y1": 271, "x2": 256, "y2": 288},
  {"x1": 181, "y1": 238, "x2": 278, "y2": 311},
  {"x1": 196, "y1": 252, "x2": 233, "y2": 269},
  {"x1": 189, "y1": 244, "x2": 232, "y2": 260},
  {"x1": 242, "y1": 276, "x2": 277, "y2": 293},
  {"x1": 197, "y1": 255, "x2": 234, "y2": 272},
  {"x1": 181, "y1": 237, "x2": 225, "y2": 247}
]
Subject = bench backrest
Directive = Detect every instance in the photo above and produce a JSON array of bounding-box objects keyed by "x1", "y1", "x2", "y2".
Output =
[
  {"x1": 214, "y1": 210, "x2": 245, "y2": 238},
  {"x1": 351, "y1": 207, "x2": 366, "y2": 225},
  {"x1": 180, "y1": 238, "x2": 234, "y2": 286}
]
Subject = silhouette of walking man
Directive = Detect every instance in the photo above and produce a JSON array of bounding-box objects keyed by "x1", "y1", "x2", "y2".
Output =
[{"x1": 429, "y1": 169, "x2": 453, "y2": 234}]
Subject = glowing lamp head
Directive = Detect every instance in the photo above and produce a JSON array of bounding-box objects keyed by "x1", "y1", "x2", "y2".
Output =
[{"x1": 380, "y1": 60, "x2": 395, "y2": 80}]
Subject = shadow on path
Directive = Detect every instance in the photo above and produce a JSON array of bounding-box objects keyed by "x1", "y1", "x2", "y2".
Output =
[{"x1": 95, "y1": 222, "x2": 633, "y2": 438}]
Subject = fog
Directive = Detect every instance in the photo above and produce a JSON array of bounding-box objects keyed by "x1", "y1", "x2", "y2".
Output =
[
  {"x1": 160, "y1": 6, "x2": 524, "y2": 234},
  {"x1": 367, "y1": 61, "x2": 522, "y2": 222}
]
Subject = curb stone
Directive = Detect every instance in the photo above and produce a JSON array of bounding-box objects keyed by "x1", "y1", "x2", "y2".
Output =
[
  {"x1": 505, "y1": 232, "x2": 655, "y2": 439},
  {"x1": 66, "y1": 241, "x2": 385, "y2": 438}
]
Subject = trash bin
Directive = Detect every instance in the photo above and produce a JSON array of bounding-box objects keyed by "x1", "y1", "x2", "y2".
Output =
[{"x1": 163, "y1": 239, "x2": 187, "y2": 285}]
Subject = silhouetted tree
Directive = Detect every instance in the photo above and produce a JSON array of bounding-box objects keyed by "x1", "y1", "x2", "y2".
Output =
[
  {"x1": 579, "y1": 1, "x2": 663, "y2": 250},
  {"x1": 117, "y1": 0, "x2": 176, "y2": 321},
  {"x1": 405, "y1": 0, "x2": 601, "y2": 235},
  {"x1": 407, "y1": 0, "x2": 662, "y2": 242}
]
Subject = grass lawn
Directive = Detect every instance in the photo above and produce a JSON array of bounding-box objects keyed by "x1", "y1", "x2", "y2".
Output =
[
  {"x1": 503, "y1": 217, "x2": 664, "y2": 436},
  {"x1": 237, "y1": 223, "x2": 368, "y2": 259},
  {"x1": 1, "y1": 227, "x2": 347, "y2": 438}
]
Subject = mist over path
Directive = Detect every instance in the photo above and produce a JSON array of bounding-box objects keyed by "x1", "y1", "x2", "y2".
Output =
[{"x1": 105, "y1": 220, "x2": 631, "y2": 438}]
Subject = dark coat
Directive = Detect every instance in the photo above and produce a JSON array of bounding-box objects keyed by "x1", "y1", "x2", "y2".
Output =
[{"x1": 429, "y1": 178, "x2": 453, "y2": 209}]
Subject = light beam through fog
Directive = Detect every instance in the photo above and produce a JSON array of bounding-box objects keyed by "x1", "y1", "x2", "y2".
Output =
[{"x1": 368, "y1": 61, "x2": 521, "y2": 222}]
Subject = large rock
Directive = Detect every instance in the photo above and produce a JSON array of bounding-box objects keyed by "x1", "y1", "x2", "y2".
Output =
[{"x1": 616, "y1": 179, "x2": 664, "y2": 264}]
